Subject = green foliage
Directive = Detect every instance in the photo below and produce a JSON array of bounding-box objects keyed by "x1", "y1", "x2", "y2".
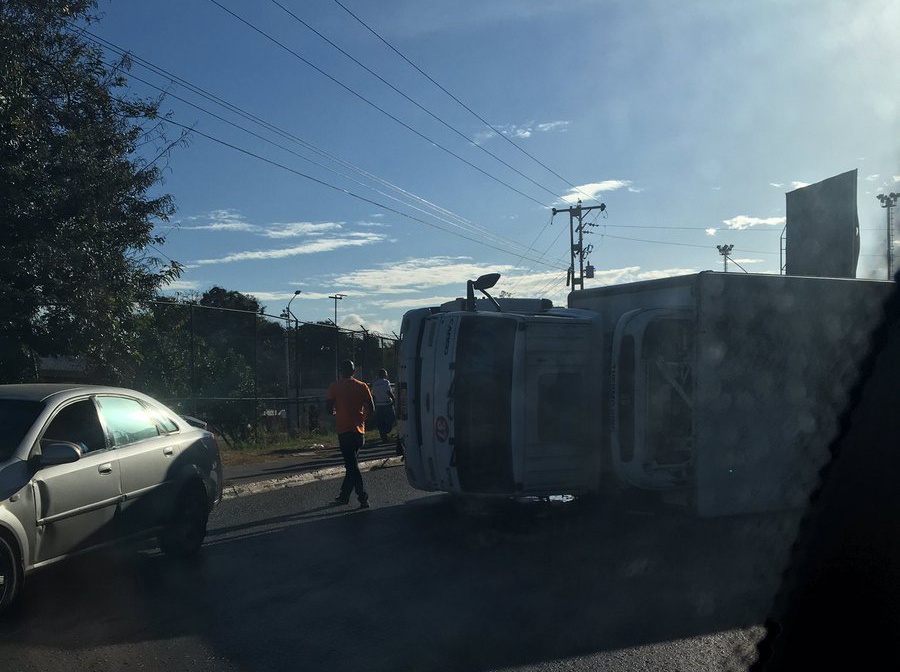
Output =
[{"x1": 0, "y1": 0, "x2": 182, "y2": 382}]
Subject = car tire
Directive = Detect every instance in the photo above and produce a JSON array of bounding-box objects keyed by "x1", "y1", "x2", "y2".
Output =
[
  {"x1": 0, "y1": 535, "x2": 22, "y2": 614},
  {"x1": 159, "y1": 486, "x2": 209, "y2": 558}
]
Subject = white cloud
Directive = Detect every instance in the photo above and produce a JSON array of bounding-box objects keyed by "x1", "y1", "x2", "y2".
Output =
[
  {"x1": 705, "y1": 228, "x2": 717, "y2": 236},
  {"x1": 159, "y1": 279, "x2": 202, "y2": 291},
  {"x1": 722, "y1": 215, "x2": 785, "y2": 230},
  {"x1": 733, "y1": 258, "x2": 763, "y2": 265},
  {"x1": 587, "y1": 266, "x2": 699, "y2": 286},
  {"x1": 475, "y1": 120, "x2": 570, "y2": 144},
  {"x1": 184, "y1": 221, "x2": 260, "y2": 233},
  {"x1": 180, "y1": 209, "x2": 259, "y2": 232},
  {"x1": 502, "y1": 120, "x2": 570, "y2": 138},
  {"x1": 192, "y1": 233, "x2": 386, "y2": 265},
  {"x1": 558, "y1": 181, "x2": 632, "y2": 205},
  {"x1": 534, "y1": 121, "x2": 569, "y2": 133},
  {"x1": 866, "y1": 174, "x2": 880, "y2": 181},
  {"x1": 180, "y1": 209, "x2": 343, "y2": 238},
  {"x1": 334, "y1": 313, "x2": 401, "y2": 338},
  {"x1": 338, "y1": 256, "x2": 519, "y2": 293},
  {"x1": 770, "y1": 182, "x2": 784, "y2": 188},
  {"x1": 894, "y1": 175, "x2": 900, "y2": 183},
  {"x1": 376, "y1": 295, "x2": 458, "y2": 310},
  {"x1": 790, "y1": 181, "x2": 811, "y2": 190},
  {"x1": 241, "y1": 291, "x2": 305, "y2": 302},
  {"x1": 262, "y1": 222, "x2": 342, "y2": 238}
]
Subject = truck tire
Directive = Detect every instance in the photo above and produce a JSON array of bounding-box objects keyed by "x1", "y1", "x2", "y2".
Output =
[
  {"x1": 0, "y1": 535, "x2": 22, "y2": 615},
  {"x1": 159, "y1": 486, "x2": 209, "y2": 558}
]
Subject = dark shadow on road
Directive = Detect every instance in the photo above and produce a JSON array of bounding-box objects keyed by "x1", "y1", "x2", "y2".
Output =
[{"x1": 0, "y1": 481, "x2": 794, "y2": 672}]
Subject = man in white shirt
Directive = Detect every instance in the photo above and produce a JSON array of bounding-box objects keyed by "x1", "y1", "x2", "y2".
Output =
[{"x1": 370, "y1": 369, "x2": 396, "y2": 443}]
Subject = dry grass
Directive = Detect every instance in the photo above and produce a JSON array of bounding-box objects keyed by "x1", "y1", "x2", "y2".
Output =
[{"x1": 217, "y1": 429, "x2": 387, "y2": 468}]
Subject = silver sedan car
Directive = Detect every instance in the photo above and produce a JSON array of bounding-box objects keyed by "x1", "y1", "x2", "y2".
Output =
[{"x1": 0, "y1": 384, "x2": 223, "y2": 613}]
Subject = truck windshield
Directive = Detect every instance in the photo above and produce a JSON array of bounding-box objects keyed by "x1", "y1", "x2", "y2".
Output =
[
  {"x1": 0, "y1": 399, "x2": 44, "y2": 461},
  {"x1": 454, "y1": 316, "x2": 516, "y2": 492}
]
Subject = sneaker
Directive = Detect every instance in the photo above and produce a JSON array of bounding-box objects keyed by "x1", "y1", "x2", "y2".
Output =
[
  {"x1": 334, "y1": 495, "x2": 350, "y2": 505},
  {"x1": 358, "y1": 500, "x2": 370, "y2": 510}
]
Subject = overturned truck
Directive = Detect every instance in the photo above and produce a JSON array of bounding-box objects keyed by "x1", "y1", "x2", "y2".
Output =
[{"x1": 397, "y1": 271, "x2": 892, "y2": 517}]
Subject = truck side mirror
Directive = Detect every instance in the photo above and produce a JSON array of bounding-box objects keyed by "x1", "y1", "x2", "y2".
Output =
[
  {"x1": 473, "y1": 273, "x2": 500, "y2": 291},
  {"x1": 466, "y1": 273, "x2": 503, "y2": 311}
]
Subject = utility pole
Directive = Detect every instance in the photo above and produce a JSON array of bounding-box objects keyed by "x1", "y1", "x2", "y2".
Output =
[
  {"x1": 328, "y1": 293, "x2": 346, "y2": 379},
  {"x1": 877, "y1": 192, "x2": 899, "y2": 280},
  {"x1": 552, "y1": 200, "x2": 605, "y2": 290},
  {"x1": 717, "y1": 244, "x2": 734, "y2": 272}
]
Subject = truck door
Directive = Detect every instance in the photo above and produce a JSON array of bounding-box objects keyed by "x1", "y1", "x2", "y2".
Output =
[{"x1": 611, "y1": 309, "x2": 693, "y2": 489}]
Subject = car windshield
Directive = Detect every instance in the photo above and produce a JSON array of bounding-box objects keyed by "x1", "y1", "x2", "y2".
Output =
[{"x1": 0, "y1": 399, "x2": 44, "y2": 461}]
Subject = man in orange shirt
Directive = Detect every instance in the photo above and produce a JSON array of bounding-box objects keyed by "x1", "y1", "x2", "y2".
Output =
[{"x1": 326, "y1": 359, "x2": 376, "y2": 509}]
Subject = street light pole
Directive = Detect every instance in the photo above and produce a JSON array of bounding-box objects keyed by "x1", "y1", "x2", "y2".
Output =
[
  {"x1": 285, "y1": 290, "x2": 301, "y2": 430},
  {"x1": 328, "y1": 293, "x2": 346, "y2": 379}
]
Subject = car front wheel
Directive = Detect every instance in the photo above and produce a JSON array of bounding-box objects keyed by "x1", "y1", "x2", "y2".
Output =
[
  {"x1": 159, "y1": 486, "x2": 209, "y2": 558},
  {"x1": 0, "y1": 535, "x2": 22, "y2": 615}
]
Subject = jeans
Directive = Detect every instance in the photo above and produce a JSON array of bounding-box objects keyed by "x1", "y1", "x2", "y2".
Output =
[
  {"x1": 338, "y1": 431, "x2": 367, "y2": 503},
  {"x1": 375, "y1": 404, "x2": 396, "y2": 439}
]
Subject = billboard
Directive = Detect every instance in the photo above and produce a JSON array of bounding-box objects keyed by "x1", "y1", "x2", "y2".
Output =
[{"x1": 785, "y1": 169, "x2": 860, "y2": 278}]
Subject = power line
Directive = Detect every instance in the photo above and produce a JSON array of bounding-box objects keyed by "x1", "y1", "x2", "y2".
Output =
[
  {"x1": 76, "y1": 27, "x2": 520, "y2": 248},
  {"x1": 602, "y1": 233, "x2": 777, "y2": 255},
  {"x1": 155, "y1": 115, "x2": 566, "y2": 269},
  {"x1": 107, "y1": 64, "x2": 525, "y2": 253},
  {"x1": 266, "y1": 0, "x2": 564, "y2": 202},
  {"x1": 328, "y1": 0, "x2": 606, "y2": 208},
  {"x1": 205, "y1": 0, "x2": 550, "y2": 208}
]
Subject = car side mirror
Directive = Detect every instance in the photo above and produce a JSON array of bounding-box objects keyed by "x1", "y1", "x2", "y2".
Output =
[{"x1": 40, "y1": 442, "x2": 83, "y2": 467}]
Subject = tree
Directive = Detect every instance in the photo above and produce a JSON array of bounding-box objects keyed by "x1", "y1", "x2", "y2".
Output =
[{"x1": 0, "y1": 0, "x2": 182, "y2": 383}]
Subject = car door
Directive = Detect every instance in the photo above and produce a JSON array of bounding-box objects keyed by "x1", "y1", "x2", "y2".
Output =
[
  {"x1": 96, "y1": 395, "x2": 183, "y2": 537},
  {"x1": 32, "y1": 397, "x2": 123, "y2": 564}
]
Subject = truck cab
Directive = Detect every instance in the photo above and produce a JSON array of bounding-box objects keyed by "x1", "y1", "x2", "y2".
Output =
[{"x1": 398, "y1": 298, "x2": 602, "y2": 498}]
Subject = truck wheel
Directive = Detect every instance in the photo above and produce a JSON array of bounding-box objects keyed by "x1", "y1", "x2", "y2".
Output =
[
  {"x1": 159, "y1": 487, "x2": 209, "y2": 558},
  {"x1": 0, "y1": 535, "x2": 22, "y2": 614}
]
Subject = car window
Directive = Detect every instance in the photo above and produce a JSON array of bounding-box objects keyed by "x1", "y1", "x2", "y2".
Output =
[
  {"x1": 144, "y1": 404, "x2": 180, "y2": 433},
  {"x1": 0, "y1": 399, "x2": 45, "y2": 461},
  {"x1": 96, "y1": 396, "x2": 161, "y2": 446},
  {"x1": 41, "y1": 399, "x2": 107, "y2": 453}
]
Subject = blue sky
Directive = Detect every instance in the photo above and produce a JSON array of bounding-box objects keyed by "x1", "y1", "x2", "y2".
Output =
[{"x1": 88, "y1": 0, "x2": 900, "y2": 336}]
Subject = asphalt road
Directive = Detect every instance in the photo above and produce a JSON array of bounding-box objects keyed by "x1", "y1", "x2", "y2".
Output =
[{"x1": 0, "y1": 464, "x2": 793, "y2": 672}]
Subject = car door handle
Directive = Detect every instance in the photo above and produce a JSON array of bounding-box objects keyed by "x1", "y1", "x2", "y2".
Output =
[
  {"x1": 98, "y1": 463, "x2": 113, "y2": 475},
  {"x1": 163, "y1": 447, "x2": 174, "y2": 457}
]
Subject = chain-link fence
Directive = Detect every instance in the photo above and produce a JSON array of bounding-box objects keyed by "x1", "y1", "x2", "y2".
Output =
[{"x1": 37, "y1": 301, "x2": 398, "y2": 446}]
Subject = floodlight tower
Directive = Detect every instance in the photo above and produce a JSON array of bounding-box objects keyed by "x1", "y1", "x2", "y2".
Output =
[{"x1": 717, "y1": 244, "x2": 735, "y2": 272}]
